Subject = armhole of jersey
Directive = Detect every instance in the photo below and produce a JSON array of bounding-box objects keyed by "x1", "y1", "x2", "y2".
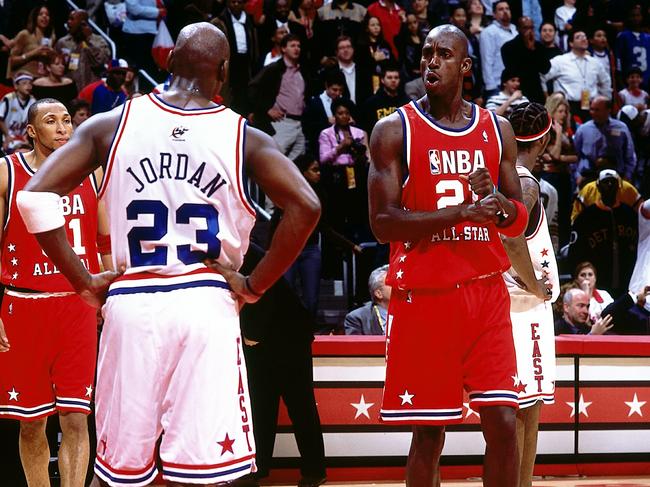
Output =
[
  {"x1": 490, "y1": 111, "x2": 504, "y2": 188},
  {"x1": 0, "y1": 97, "x2": 8, "y2": 120},
  {"x1": 236, "y1": 118, "x2": 257, "y2": 218},
  {"x1": 3, "y1": 156, "x2": 13, "y2": 232},
  {"x1": 98, "y1": 99, "x2": 131, "y2": 200},
  {"x1": 397, "y1": 106, "x2": 410, "y2": 188}
]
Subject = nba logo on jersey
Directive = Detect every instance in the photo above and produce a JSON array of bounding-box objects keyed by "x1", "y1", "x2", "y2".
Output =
[{"x1": 429, "y1": 149, "x2": 441, "y2": 175}]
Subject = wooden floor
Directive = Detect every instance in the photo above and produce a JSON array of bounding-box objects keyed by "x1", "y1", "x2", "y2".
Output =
[{"x1": 252, "y1": 479, "x2": 650, "y2": 487}]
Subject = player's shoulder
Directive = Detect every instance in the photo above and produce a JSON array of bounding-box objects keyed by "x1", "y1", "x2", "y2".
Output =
[{"x1": 371, "y1": 109, "x2": 404, "y2": 140}]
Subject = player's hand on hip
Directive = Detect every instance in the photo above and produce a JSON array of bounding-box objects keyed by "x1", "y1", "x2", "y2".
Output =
[
  {"x1": 78, "y1": 267, "x2": 125, "y2": 309},
  {"x1": 203, "y1": 258, "x2": 262, "y2": 307},
  {"x1": 462, "y1": 167, "x2": 494, "y2": 198},
  {"x1": 531, "y1": 277, "x2": 553, "y2": 301},
  {"x1": 0, "y1": 318, "x2": 10, "y2": 352}
]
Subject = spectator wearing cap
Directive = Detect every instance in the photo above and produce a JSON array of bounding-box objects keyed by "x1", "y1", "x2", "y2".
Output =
[
  {"x1": 78, "y1": 59, "x2": 129, "y2": 115},
  {"x1": 501, "y1": 16, "x2": 551, "y2": 103},
  {"x1": 55, "y1": 10, "x2": 111, "y2": 92},
  {"x1": 541, "y1": 30, "x2": 612, "y2": 122},
  {"x1": 568, "y1": 168, "x2": 639, "y2": 297},
  {"x1": 574, "y1": 96, "x2": 636, "y2": 183},
  {"x1": 121, "y1": 0, "x2": 166, "y2": 76},
  {"x1": 479, "y1": 0, "x2": 518, "y2": 98},
  {"x1": 0, "y1": 72, "x2": 36, "y2": 154},
  {"x1": 485, "y1": 68, "x2": 530, "y2": 116},
  {"x1": 618, "y1": 66, "x2": 649, "y2": 111}
]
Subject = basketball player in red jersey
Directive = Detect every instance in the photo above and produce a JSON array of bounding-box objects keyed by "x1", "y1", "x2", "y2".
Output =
[
  {"x1": 0, "y1": 98, "x2": 111, "y2": 486},
  {"x1": 368, "y1": 25, "x2": 529, "y2": 487}
]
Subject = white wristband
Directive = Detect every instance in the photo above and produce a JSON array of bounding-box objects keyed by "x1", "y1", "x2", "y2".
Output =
[{"x1": 16, "y1": 190, "x2": 65, "y2": 234}]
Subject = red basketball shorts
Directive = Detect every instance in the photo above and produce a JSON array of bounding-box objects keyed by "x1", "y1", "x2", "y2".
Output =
[
  {"x1": 0, "y1": 291, "x2": 97, "y2": 421},
  {"x1": 380, "y1": 274, "x2": 519, "y2": 424}
]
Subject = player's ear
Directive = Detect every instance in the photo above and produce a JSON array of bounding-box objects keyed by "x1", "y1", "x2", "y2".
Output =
[
  {"x1": 219, "y1": 59, "x2": 229, "y2": 84},
  {"x1": 26, "y1": 123, "x2": 36, "y2": 140},
  {"x1": 460, "y1": 56, "x2": 472, "y2": 74}
]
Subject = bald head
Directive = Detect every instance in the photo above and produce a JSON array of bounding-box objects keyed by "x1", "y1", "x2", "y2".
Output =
[
  {"x1": 426, "y1": 24, "x2": 469, "y2": 59},
  {"x1": 170, "y1": 22, "x2": 230, "y2": 77}
]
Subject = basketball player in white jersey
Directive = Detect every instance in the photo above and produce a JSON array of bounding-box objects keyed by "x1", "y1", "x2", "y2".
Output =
[
  {"x1": 629, "y1": 199, "x2": 650, "y2": 297},
  {"x1": 503, "y1": 102, "x2": 558, "y2": 487},
  {"x1": 16, "y1": 23, "x2": 320, "y2": 487}
]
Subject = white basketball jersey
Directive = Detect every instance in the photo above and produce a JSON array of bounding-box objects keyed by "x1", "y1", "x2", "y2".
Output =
[
  {"x1": 629, "y1": 205, "x2": 650, "y2": 294},
  {"x1": 503, "y1": 166, "x2": 560, "y2": 311},
  {"x1": 100, "y1": 94, "x2": 256, "y2": 277}
]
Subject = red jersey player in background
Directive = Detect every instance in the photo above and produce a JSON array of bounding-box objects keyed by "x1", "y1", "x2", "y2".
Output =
[
  {"x1": 0, "y1": 98, "x2": 111, "y2": 487},
  {"x1": 368, "y1": 24, "x2": 528, "y2": 487}
]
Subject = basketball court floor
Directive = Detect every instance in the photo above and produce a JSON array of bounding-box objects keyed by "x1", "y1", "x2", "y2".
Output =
[{"x1": 266, "y1": 480, "x2": 650, "y2": 487}]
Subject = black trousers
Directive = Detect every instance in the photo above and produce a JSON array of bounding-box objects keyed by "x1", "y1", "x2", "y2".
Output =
[{"x1": 243, "y1": 340, "x2": 326, "y2": 479}]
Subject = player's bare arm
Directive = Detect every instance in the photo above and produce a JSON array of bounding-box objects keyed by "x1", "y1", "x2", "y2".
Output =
[
  {"x1": 368, "y1": 113, "x2": 502, "y2": 244},
  {"x1": 205, "y1": 125, "x2": 321, "y2": 303},
  {"x1": 502, "y1": 176, "x2": 551, "y2": 300},
  {"x1": 0, "y1": 159, "x2": 9, "y2": 351},
  {"x1": 20, "y1": 110, "x2": 124, "y2": 307}
]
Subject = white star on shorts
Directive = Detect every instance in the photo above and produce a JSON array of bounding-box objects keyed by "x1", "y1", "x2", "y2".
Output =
[
  {"x1": 8, "y1": 387, "x2": 19, "y2": 401},
  {"x1": 399, "y1": 390, "x2": 414, "y2": 405}
]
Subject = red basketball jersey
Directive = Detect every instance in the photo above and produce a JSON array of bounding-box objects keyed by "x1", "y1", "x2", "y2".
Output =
[
  {"x1": 1, "y1": 153, "x2": 101, "y2": 292},
  {"x1": 387, "y1": 102, "x2": 511, "y2": 290}
]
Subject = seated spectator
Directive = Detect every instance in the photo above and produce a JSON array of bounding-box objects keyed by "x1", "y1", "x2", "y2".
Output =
[
  {"x1": 55, "y1": 9, "x2": 111, "y2": 92},
  {"x1": 618, "y1": 66, "x2": 648, "y2": 111},
  {"x1": 0, "y1": 72, "x2": 36, "y2": 154},
  {"x1": 360, "y1": 64, "x2": 409, "y2": 134},
  {"x1": 8, "y1": 4, "x2": 56, "y2": 79},
  {"x1": 571, "y1": 261, "x2": 614, "y2": 322},
  {"x1": 302, "y1": 68, "x2": 346, "y2": 157},
  {"x1": 485, "y1": 68, "x2": 529, "y2": 116},
  {"x1": 69, "y1": 98, "x2": 90, "y2": 128},
  {"x1": 555, "y1": 288, "x2": 613, "y2": 335},
  {"x1": 541, "y1": 30, "x2": 611, "y2": 122},
  {"x1": 345, "y1": 264, "x2": 390, "y2": 335},
  {"x1": 367, "y1": 0, "x2": 405, "y2": 59},
  {"x1": 571, "y1": 168, "x2": 641, "y2": 222},
  {"x1": 78, "y1": 59, "x2": 129, "y2": 114},
  {"x1": 574, "y1": 97, "x2": 636, "y2": 183},
  {"x1": 394, "y1": 13, "x2": 423, "y2": 83},
  {"x1": 568, "y1": 169, "x2": 639, "y2": 297},
  {"x1": 32, "y1": 53, "x2": 78, "y2": 107},
  {"x1": 601, "y1": 285, "x2": 650, "y2": 335},
  {"x1": 357, "y1": 15, "x2": 393, "y2": 93}
]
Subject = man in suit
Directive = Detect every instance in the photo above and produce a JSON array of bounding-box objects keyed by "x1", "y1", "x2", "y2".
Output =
[
  {"x1": 332, "y1": 36, "x2": 373, "y2": 109},
  {"x1": 345, "y1": 265, "x2": 391, "y2": 335},
  {"x1": 220, "y1": 0, "x2": 259, "y2": 115}
]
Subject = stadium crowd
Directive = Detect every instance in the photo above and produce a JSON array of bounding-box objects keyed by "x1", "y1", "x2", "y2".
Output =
[{"x1": 1, "y1": 0, "x2": 649, "y2": 334}]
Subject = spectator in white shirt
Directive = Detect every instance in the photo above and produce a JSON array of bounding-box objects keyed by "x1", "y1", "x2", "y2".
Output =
[
  {"x1": 541, "y1": 30, "x2": 612, "y2": 122},
  {"x1": 479, "y1": 0, "x2": 517, "y2": 97},
  {"x1": 554, "y1": 0, "x2": 576, "y2": 51}
]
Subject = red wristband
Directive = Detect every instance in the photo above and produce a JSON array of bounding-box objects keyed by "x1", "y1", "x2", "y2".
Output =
[{"x1": 497, "y1": 198, "x2": 528, "y2": 237}]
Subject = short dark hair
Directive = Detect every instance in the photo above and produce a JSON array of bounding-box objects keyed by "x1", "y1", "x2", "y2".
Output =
[
  {"x1": 27, "y1": 98, "x2": 64, "y2": 125},
  {"x1": 492, "y1": 0, "x2": 509, "y2": 11},
  {"x1": 501, "y1": 67, "x2": 518, "y2": 86},
  {"x1": 380, "y1": 62, "x2": 400, "y2": 78},
  {"x1": 539, "y1": 21, "x2": 555, "y2": 33},
  {"x1": 324, "y1": 68, "x2": 346, "y2": 87},
  {"x1": 331, "y1": 97, "x2": 356, "y2": 113},
  {"x1": 280, "y1": 33, "x2": 300, "y2": 48},
  {"x1": 293, "y1": 153, "x2": 317, "y2": 173},
  {"x1": 568, "y1": 29, "x2": 586, "y2": 43},
  {"x1": 335, "y1": 35, "x2": 353, "y2": 50},
  {"x1": 626, "y1": 65, "x2": 643, "y2": 78},
  {"x1": 69, "y1": 98, "x2": 90, "y2": 117}
]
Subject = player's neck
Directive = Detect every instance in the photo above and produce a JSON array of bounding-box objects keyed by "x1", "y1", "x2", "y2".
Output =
[
  {"x1": 165, "y1": 76, "x2": 216, "y2": 107},
  {"x1": 23, "y1": 146, "x2": 53, "y2": 170},
  {"x1": 515, "y1": 152, "x2": 537, "y2": 173},
  {"x1": 423, "y1": 94, "x2": 468, "y2": 124}
]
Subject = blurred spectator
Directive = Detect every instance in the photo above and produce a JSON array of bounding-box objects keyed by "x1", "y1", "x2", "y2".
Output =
[
  {"x1": 574, "y1": 96, "x2": 636, "y2": 181},
  {"x1": 8, "y1": 4, "x2": 56, "y2": 79},
  {"x1": 289, "y1": 0, "x2": 319, "y2": 44},
  {"x1": 521, "y1": 0, "x2": 543, "y2": 40},
  {"x1": 329, "y1": 35, "x2": 373, "y2": 106},
  {"x1": 479, "y1": 0, "x2": 517, "y2": 98},
  {"x1": 0, "y1": 73, "x2": 36, "y2": 154},
  {"x1": 541, "y1": 30, "x2": 612, "y2": 122},
  {"x1": 31, "y1": 53, "x2": 78, "y2": 107},
  {"x1": 220, "y1": 0, "x2": 259, "y2": 115},
  {"x1": 344, "y1": 264, "x2": 390, "y2": 335},
  {"x1": 554, "y1": 0, "x2": 575, "y2": 51},
  {"x1": 572, "y1": 261, "x2": 614, "y2": 322},
  {"x1": 617, "y1": 104, "x2": 650, "y2": 194},
  {"x1": 629, "y1": 199, "x2": 650, "y2": 294},
  {"x1": 570, "y1": 0, "x2": 609, "y2": 37},
  {"x1": 55, "y1": 10, "x2": 111, "y2": 92},
  {"x1": 360, "y1": 64, "x2": 409, "y2": 134},
  {"x1": 588, "y1": 28, "x2": 615, "y2": 94},
  {"x1": 302, "y1": 68, "x2": 346, "y2": 157},
  {"x1": 411, "y1": 0, "x2": 431, "y2": 38},
  {"x1": 261, "y1": 26, "x2": 288, "y2": 67},
  {"x1": 555, "y1": 288, "x2": 613, "y2": 334},
  {"x1": 614, "y1": 3, "x2": 650, "y2": 91},
  {"x1": 532, "y1": 157, "x2": 560, "y2": 253},
  {"x1": 315, "y1": 0, "x2": 366, "y2": 59},
  {"x1": 248, "y1": 34, "x2": 313, "y2": 160},
  {"x1": 69, "y1": 98, "x2": 90, "y2": 127},
  {"x1": 467, "y1": 0, "x2": 491, "y2": 37},
  {"x1": 394, "y1": 13, "x2": 423, "y2": 82},
  {"x1": 539, "y1": 22, "x2": 561, "y2": 61},
  {"x1": 367, "y1": 0, "x2": 406, "y2": 59},
  {"x1": 542, "y1": 92, "x2": 576, "y2": 246},
  {"x1": 357, "y1": 15, "x2": 393, "y2": 92},
  {"x1": 319, "y1": 97, "x2": 370, "y2": 240},
  {"x1": 121, "y1": 0, "x2": 166, "y2": 76},
  {"x1": 78, "y1": 59, "x2": 129, "y2": 114},
  {"x1": 404, "y1": 75, "x2": 425, "y2": 100},
  {"x1": 601, "y1": 285, "x2": 650, "y2": 334},
  {"x1": 571, "y1": 168, "x2": 641, "y2": 223},
  {"x1": 259, "y1": 0, "x2": 308, "y2": 58},
  {"x1": 618, "y1": 66, "x2": 648, "y2": 110},
  {"x1": 501, "y1": 16, "x2": 550, "y2": 102},
  {"x1": 451, "y1": 4, "x2": 483, "y2": 104},
  {"x1": 486, "y1": 68, "x2": 529, "y2": 115},
  {"x1": 568, "y1": 169, "x2": 639, "y2": 297}
]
